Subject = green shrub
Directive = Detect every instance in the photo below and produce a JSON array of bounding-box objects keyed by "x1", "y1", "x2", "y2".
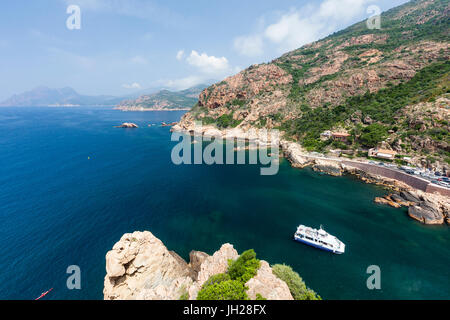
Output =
[
  {"x1": 216, "y1": 113, "x2": 241, "y2": 128},
  {"x1": 256, "y1": 293, "x2": 267, "y2": 300},
  {"x1": 359, "y1": 124, "x2": 388, "y2": 148},
  {"x1": 197, "y1": 280, "x2": 248, "y2": 300},
  {"x1": 203, "y1": 273, "x2": 230, "y2": 287},
  {"x1": 179, "y1": 292, "x2": 189, "y2": 300},
  {"x1": 228, "y1": 249, "x2": 261, "y2": 283},
  {"x1": 272, "y1": 264, "x2": 321, "y2": 300}
]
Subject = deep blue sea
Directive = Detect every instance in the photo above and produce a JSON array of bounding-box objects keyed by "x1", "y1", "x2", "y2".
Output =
[{"x1": 0, "y1": 107, "x2": 448, "y2": 300}]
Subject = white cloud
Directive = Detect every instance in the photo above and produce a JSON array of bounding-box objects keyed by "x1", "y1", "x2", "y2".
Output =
[
  {"x1": 233, "y1": 35, "x2": 264, "y2": 57},
  {"x1": 186, "y1": 50, "x2": 230, "y2": 75},
  {"x1": 122, "y1": 82, "x2": 142, "y2": 89},
  {"x1": 130, "y1": 55, "x2": 148, "y2": 65},
  {"x1": 176, "y1": 50, "x2": 185, "y2": 61},
  {"x1": 235, "y1": 0, "x2": 374, "y2": 55},
  {"x1": 264, "y1": 10, "x2": 323, "y2": 52}
]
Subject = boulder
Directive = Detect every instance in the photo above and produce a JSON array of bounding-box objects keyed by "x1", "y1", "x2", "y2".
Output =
[
  {"x1": 281, "y1": 141, "x2": 314, "y2": 168},
  {"x1": 103, "y1": 231, "x2": 194, "y2": 300},
  {"x1": 246, "y1": 261, "x2": 293, "y2": 300},
  {"x1": 388, "y1": 193, "x2": 413, "y2": 207},
  {"x1": 374, "y1": 197, "x2": 401, "y2": 208},
  {"x1": 400, "y1": 191, "x2": 421, "y2": 203},
  {"x1": 189, "y1": 251, "x2": 209, "y2": 276},
  {"x1": 188, "y1": 244, "x2": 238, "y2": 300},
  {"x1": 408, "y1": 201, "x2": 444, "y2": 225},
  {"x1": 312, "y1": 159, "x2": 343, "y2": 176}
]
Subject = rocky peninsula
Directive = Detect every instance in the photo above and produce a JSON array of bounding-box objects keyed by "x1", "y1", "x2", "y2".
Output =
[{"x1": 104, "y1": 231, "x2": 302, "y2": 300}]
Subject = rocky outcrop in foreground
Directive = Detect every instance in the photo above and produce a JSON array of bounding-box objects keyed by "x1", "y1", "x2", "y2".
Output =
[{"x1": 104, "y1": 231, "x2": 293, "y2": 300}]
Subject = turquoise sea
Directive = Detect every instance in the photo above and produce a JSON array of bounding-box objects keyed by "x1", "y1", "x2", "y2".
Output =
[{"x1": 0, "y1": 107, "x2": 448, "y2": 300}]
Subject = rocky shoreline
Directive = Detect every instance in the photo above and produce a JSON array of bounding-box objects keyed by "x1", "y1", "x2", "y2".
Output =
[
  {"x1": 281, "y1": 140, "x2": 449, "y2": 225},
  {"x1": 104, "y1": 231, "x2": 293, "y2": 300},
  {"x1": 171, "y1": 123, "x2": 449, "y2": 226}
]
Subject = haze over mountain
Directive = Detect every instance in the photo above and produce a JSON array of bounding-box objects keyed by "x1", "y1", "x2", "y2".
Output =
[
  {"x1": 0, "y1": 86, "x2": 122, "y2": 107},
  {"x1": 0, "y1": 83, "x2": 213, "y2": 109}
]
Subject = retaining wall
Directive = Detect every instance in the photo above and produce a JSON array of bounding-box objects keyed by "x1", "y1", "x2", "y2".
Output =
[{"x1": 341, "y1": 161, "x2": 431, "y2": 192}]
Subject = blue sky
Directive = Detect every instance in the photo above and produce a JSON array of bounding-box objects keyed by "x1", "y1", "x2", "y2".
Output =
[{"x1": 0, "y1": 0, "x2": 408, "y2": 100}]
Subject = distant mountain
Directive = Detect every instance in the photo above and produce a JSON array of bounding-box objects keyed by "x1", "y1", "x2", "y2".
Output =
[
  {"x1": 116, "y1": 84, "x2": 209, "y2": 111},
  {"x1": 0, "y1": 86, "x2": 122, "y2": 107}
]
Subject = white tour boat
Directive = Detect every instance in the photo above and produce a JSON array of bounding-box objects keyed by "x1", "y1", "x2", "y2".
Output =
[{"x1": 294, "y1": 225, "x2": 345, "y2": 254}]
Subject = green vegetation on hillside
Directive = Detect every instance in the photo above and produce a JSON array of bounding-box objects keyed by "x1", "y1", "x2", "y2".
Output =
[
  {"x1": 196, "y1": 249, "x2": 317, "y2": 301},
  {"x1": 197, "y1": 249, "x2": 260, "y2": 301},
  {"x1": 272, "y1": 264, "x2": 321, "y2": 300},
  {"x1": 227, "y1": 249, "x2": 261, "y2": 283},
  {"x1": 280, "y1": 60, "x2": 449, "y2": 151}
]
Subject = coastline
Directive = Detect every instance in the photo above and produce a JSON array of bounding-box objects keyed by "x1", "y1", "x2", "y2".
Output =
[
  {"x1": 114, "y1": 106, "x2": 191, "y2": 112},
  {"x1": 171, "y1": 123, "x2": 449, "y2": 225}
]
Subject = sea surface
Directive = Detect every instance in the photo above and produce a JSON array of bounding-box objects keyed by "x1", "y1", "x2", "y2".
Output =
[{"x1": 0, "y1": 107, "x2": 448, "y2": 300}]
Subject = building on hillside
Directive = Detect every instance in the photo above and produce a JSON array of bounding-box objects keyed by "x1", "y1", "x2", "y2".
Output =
[
  {"x1": 368, "y1": 148, "x2": 398, "y2": 160},
  {"x1": 332, "y1": 132, "x2": 350, "y2": 142}
]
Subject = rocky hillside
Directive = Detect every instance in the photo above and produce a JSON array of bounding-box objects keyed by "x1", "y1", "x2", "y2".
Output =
[
  {"x1": 116, "y1": 85, "x2": 207, "y2": 111},
  {"x1": 104, "y1": 231, "x2": 319, "y2": 300},
  {"x1": 178, "y1": 0, "x2": 449, "y2": 170}
]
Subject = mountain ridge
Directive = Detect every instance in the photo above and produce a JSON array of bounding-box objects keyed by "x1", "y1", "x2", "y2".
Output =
[
  {"x1": 0, "y1": 84, "x2": 209, "y2": 109},
  {"x1": 116, "y1": 84, "x2": 209, "y2": 111}
]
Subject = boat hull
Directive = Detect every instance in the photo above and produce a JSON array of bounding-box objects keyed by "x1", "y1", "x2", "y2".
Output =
[{"x1": 294, "y1": 236, "x2": 344, "y2": 254}]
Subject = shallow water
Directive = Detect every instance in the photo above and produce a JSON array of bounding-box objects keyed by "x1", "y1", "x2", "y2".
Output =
[{"x1": 0, "y1": 107, "x2": 448, "y2": 300}]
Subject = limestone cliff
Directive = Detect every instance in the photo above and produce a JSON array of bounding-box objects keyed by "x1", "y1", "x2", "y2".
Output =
[{"x1": 103, "y1": 231, "x2": 293, "y2": 300}]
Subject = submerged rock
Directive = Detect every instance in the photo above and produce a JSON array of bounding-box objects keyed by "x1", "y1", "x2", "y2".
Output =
[
  {"x1": 116, "y1": 123, "x2": 139, "y2": 128},
  {"x1": 374, "y1": 197, "x2": 401, "y2": 208}
]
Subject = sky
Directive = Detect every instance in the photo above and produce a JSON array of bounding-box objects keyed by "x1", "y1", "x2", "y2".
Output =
[{"x1": 0, "y1": 0, "x2": 409, "y2": 100}]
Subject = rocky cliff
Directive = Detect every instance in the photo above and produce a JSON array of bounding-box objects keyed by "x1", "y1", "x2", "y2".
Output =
[
  {"x1": 104, "y1": 231, "x2": 293, "y2": 300},
  {"x1": 178, "y1": 0, "x2": 449, "y2": 172}
]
